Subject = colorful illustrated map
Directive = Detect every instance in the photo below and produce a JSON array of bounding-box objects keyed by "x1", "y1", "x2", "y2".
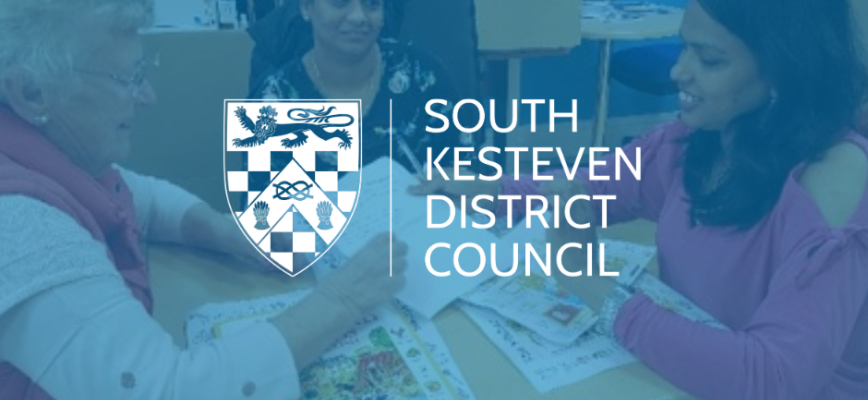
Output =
[{"x1": 186, "y1": 293, "x2": 476, "y2": 400}]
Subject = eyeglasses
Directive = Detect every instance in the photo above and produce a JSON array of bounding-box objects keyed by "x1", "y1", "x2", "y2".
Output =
[{"x1": 76, "y1": 54, "x2": 159, "y2": 98}]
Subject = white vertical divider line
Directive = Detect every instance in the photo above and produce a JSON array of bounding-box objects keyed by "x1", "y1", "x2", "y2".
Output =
[{"x1": 389, "y1": 99, "x2": 393, "y2": 277}]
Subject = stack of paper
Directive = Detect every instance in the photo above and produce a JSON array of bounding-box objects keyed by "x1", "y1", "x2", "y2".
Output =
[
  {"x1": 458, "y1": 240, "x2": 719, "y2": 393},
  {"x1": 460, "y1": 239, "x2": 656, "y2": 344},
  {"x1": 459, "y1": 302, "x2": 635, "y2": 393},
  {"x1": 462, "y1": 274, "x2": 597, "y2": 345},
  {"x1": 327, "y1": 157, "x2": 499, "y2": 319}
]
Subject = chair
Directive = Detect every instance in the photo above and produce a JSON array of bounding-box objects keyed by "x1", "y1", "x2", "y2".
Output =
[
  {"x1": 610, "y1": 43, "x2": 681, "y2": 96},
  {"x1": 398, "y1": 0, "x2": 481, "y2": 101},
  {"x1": 245, "y1": 1, "x2": 300, "y2": 92},
  {"x1": 606, "y1": 42, "x2": 680, "y2": 145},
  {"x1": 398, "y1": 0, "x2": 486, "y2": 164}
]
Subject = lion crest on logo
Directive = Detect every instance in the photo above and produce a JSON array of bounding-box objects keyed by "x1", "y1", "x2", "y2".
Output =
[
  {"x1": 232, "y1": 105, "x2": 354, "y2": 150},
  {"x1": 253, "y1": 106, "x2": 278, "y2": 143}
]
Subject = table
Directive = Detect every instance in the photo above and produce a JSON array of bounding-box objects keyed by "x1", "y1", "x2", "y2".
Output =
[
  {"x1": 150, "y1": 220, "x2": 691, "y2": 400},
  {"x1": 582, "y1": 4, "x2": 684, "y2": 147}
]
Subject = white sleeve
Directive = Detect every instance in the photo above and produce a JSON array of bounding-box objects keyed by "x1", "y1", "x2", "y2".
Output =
[
  {"x1": 0, "y1": 278, "x2": 301, "y2": 400},
  {"x1": 0, "y1": 197, "x2": 301, "y2": 400},
  {"x1": 116, "y1": 166, "x2": 202, "y2": 244}
]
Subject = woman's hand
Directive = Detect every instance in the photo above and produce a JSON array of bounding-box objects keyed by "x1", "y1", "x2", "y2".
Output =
[
  {"x1": 217, "y1": 215, "x2": 296, "y2": 271},
  {"x1": 539, "y1": 177, "x2": 597, "y2": 244},
  {"x1": 551, "y1": 264, "x2": 617, "y2": 312},
  {"x1": 273, "y1": 233, "x2": 408, "y2": 368},
  {"x1": 181, "y1": 203, "x2": 293, "y2": 272},
  {"x1": 540, "y1": 178, "x2": 613, "y2": 311},
  {"x1": 315, "y1": 233, "x2": 408, "y2": 318}
]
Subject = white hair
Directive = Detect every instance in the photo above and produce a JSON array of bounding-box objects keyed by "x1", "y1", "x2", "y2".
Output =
[{"x1": 0, "y1": 0, "x2": 153, "y2": 87}]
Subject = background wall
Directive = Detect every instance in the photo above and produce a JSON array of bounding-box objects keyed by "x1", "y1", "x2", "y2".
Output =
[
  {"x1": 128, "y1": 0, "x2": 867, "y2": 209},
  {"x1": 855, "y1": 0, "x2": 868, "y2": 52},
  {"x1": 518, "y1": 0, "x2": 686, "y2": 125}
]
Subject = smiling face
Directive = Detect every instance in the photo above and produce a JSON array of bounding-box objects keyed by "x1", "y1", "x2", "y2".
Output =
[
  {"x1": 303, "y1": 0, "x2": 385, "y2": 59},
  {"x1": 40, "y1": 24, "x2": 157, "y2": 175},
  {"x1": 670, "y1": 0, "x2": 772, "y2": 132}
]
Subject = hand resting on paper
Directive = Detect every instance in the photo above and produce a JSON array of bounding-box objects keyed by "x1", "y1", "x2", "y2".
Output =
[
  {"x1": 271, "y1": 233, "x2": 408, "y2": 367},
  {"x1": 317, "y1": 233, "x2": 408, "y2": 319},
  {"x1": 538, "y1": 177, "x2": 598, "y2": 246},
  {"x1": 224, "y1": 221, "x2": 297, "y2": 272},
  {"x1": 540, "y1": 178, "x2": 614, "y2": 311},
  {"x1": 181, "y1": 203, "x2": 298, "y2": 273}
]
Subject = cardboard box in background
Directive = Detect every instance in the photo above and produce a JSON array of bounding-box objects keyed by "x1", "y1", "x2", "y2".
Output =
[{"x1": 124, "y1": 30, "x2": 252, "y2": 212}]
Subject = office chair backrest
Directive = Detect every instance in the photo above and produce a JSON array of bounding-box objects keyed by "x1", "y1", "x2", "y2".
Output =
[{"x1": 398, "y1": 0, "x2": 480, "y2": 100}]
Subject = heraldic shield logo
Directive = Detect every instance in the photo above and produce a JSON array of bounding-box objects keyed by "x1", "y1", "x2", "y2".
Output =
[{"x1": 224, "y1": 100, "x2": 361, "y2": 276}]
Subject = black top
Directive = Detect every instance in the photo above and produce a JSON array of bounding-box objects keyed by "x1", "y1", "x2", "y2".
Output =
[{"x1": 250, "y1": 39, "x2": 481, "y2": 174}]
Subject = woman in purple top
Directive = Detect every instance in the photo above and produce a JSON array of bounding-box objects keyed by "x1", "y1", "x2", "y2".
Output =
[{"x1": 415, "y1": 0, "x2": 868, "y2": 398}]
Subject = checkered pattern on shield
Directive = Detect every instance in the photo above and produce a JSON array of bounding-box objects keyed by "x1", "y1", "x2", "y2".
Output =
[{"x1": 225, "y1": 100, "x2": 361, "y2": 275}]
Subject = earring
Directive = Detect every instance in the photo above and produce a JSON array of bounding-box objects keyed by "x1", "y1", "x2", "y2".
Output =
[{"x1": 302, "y1": 14, "x2": 309, "y2": 21}]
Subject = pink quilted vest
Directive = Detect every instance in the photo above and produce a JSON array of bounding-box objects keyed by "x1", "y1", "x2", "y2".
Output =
[{"x1": 0, "y1": 107, "x2": 152, "y2": 399}]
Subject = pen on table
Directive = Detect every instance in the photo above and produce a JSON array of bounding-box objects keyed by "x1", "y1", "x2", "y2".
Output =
[{"x1": 396, "y1": 135, "x2": 426, "y2": 182}]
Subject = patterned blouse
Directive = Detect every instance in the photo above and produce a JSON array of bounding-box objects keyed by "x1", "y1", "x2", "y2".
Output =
[{"x1": 251, "y1": 39, "x2": 480, "y2": 175}]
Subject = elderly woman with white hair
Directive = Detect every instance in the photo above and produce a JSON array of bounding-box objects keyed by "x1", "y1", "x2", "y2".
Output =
[{"x1": 0, "y1": 1, "x2": 406, "y2": 399}]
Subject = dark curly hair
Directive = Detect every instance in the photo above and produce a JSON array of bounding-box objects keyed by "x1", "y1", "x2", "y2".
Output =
[{"x1": 682, "y1": 0, "x2": 868, "y2": 229}]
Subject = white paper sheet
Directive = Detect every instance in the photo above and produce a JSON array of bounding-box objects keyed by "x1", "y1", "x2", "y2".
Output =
[
  {"x1": 459, "y1": 238, "x2": 655, "y2": 345},
  {"x1": 333, "y1": 157, "x2": 498, "y2": 319},
  {"x1": 459, "y1": 301, "x2": 635, "y2": 393},
  {"x1": 458, "y1": 240, "x2": 724, "y2": 392},
  {"x1": 462, "y1": 274, "x2": 597, "y2": 346}
]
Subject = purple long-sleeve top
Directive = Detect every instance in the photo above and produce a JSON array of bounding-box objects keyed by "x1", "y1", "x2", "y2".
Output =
[{"x1": 501, "y1": 121, "x2": 868, "y2": 400}]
